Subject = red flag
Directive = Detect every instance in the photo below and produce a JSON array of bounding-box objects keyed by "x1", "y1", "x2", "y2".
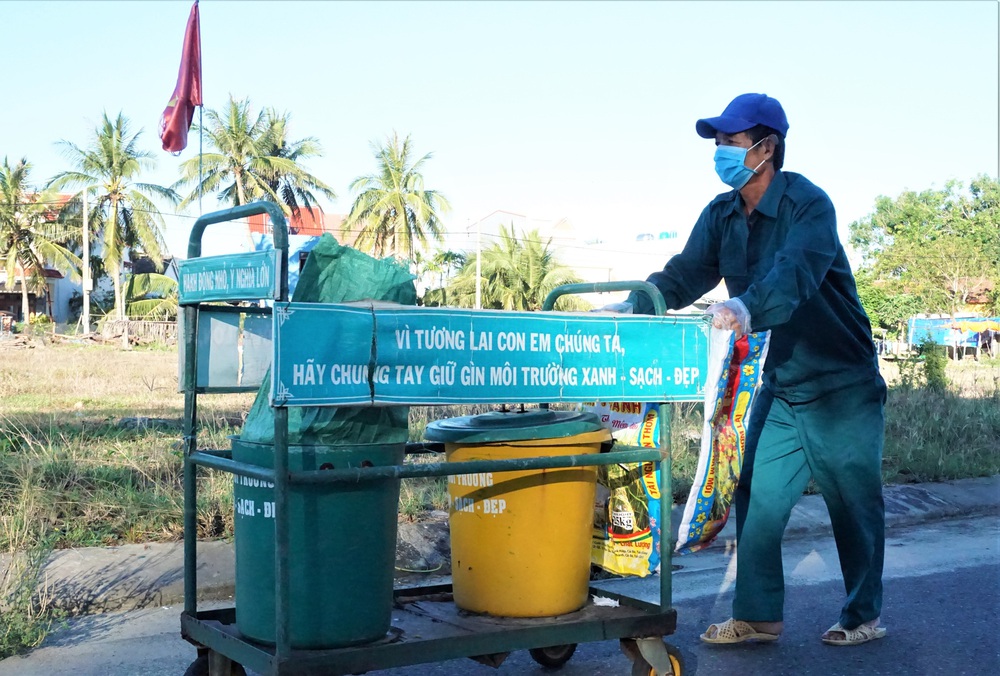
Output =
[{"x1": 160, "y1": 1, "x2": 202, "y2": 153}]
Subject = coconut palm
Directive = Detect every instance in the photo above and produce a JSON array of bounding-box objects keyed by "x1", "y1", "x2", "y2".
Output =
[
  {"x1": 48, "y1": 112, "x2": 177, "y2": 320},
  {"x1": 124, "y1": 272, "x2": 178, "y2": 320},
  {"x1": 260, "y1": 110, "x2": 337, "y2": 214},
  {"x1": 419, "y1": 249, "x2": 466, "y2": 306},
  {"x1": 174, "y1": 97, "x2": 336, "y2": 214},
  {"x1": 447, "y1": 225, "x2": 588, "y2": 311},
  {"x1": 0, "y1": 157, "x2": 81, "y2": 321},
  {"x1": 425, "y1": 249, "x2": 466, "y2": 287},
  {"x1": 343, "y1": 132, "x2": 450, "y2": 262}
]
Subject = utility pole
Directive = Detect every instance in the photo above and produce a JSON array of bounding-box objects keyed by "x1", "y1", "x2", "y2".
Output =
[
  {"x1": 475, "y1": 218, "x2": 482, "y2": 310},
  {"x1": 82, "y1": 189, "x2": 91, "y2": 336}
]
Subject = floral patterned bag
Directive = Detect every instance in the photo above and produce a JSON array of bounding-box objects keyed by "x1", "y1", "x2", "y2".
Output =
[{"x1": 675, "y1": 329, "x2": 769, "y2": 555}]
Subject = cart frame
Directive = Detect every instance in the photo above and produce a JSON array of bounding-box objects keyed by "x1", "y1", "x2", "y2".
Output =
[{"x1": 178, "y1": 202, "x2": 704, "y2": 676}]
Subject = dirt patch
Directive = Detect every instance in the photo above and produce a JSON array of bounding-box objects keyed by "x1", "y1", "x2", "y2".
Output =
[{"x1": 395, "y1": 512, "x2": 451, "y2": 582}]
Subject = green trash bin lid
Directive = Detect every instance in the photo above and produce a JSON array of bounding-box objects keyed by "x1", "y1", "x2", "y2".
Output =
[{"x1": 424, "y1": 409, "x2": 606, "y2": 444}]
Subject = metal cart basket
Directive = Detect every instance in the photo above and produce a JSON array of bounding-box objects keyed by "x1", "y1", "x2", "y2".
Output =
[{"x1": 177, "y1": 203, "x2": 709, "y2": 676}]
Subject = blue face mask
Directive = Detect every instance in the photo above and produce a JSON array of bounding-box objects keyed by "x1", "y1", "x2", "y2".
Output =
[{"x1": 714, "y1": 138, "x2": 766, "y2": 190}]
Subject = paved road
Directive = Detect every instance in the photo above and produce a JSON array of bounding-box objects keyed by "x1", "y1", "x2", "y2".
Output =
[{"x1": 2, "y1": 516, "x2": 997, "y2": 676}]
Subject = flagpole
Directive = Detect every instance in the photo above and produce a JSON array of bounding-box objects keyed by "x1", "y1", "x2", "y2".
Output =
[
  {"x1": 196, "y1": 0, "x2": 202, "y2": 217},
  {"x1": 198, "y1": 105, "x2": 203, "y2": 216}
]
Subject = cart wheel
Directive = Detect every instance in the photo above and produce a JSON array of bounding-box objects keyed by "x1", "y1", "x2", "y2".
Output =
[
  {"x1": 183, "y1": 653, "x2": 248, "y2": 676},
  {"x1": 630, "y1": 642, "x2": 684, "y2": 676},
  {"x1": 529, "y1": 643, "x2": 578, "y2": 669}
]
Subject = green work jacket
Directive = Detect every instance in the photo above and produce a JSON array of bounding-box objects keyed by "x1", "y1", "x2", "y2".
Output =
[{"x1": 630, "y1": 170, "x2": 879, "y2": 402}]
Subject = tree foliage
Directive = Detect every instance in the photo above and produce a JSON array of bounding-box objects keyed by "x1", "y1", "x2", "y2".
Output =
[
  {"x1": 853, "y1": 269, "x2": 923, "y2": 338},
  {"x1": 48, "y1": 112, "x2": 176, "y2": 320},
  {"x1": 174, "y1": 96, "x2": 336, "y2": 215},
  {"x1": 123, "y1": 272, "x2": 178, "y2": 320},
  {"x1": 849, "y1": 175, "x2": 1000, "y2": 322},
  {"x1": 343, "y1": 132, "x2": 450, "y2": 263},
  {"x1": 418, "y1": 248, "x2": 466, "y2": 306},
  {"x1": 446, "y1": 225, "x2": 589, "y2": 311},
  {"x1": 0, "y1": 157, "x2": 81, "y2": 320}
]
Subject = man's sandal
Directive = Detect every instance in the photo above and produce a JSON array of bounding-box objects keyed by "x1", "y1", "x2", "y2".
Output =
[
  {"x1": 821, "y1": 622, "x2": 887, "y2": 646},
  {"x1": 700, "y1": 618, "x2": 781, "y2": 644}
]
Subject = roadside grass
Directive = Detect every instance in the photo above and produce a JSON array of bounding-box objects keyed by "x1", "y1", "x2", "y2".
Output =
[
  {"x1": 398, "y1": 467, "x2": 451, "y2": 520},
  {"x1": 0, "y1": 532, "x2": 64, "y2": 660},
  {"x1": 0, "y1": 342, "x2": 244, "y2": 656},
  {"x1": 0, "y1": 416, "x2": 240, "y2": 550},
  {"x1": 880, "y1": 356, "x2": 1000, "y2": 483},
  {"x1": 0, "y1": 344, "x2": 248, "y2": 553}
]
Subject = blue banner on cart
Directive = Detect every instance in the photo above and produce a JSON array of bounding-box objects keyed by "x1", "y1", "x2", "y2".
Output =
[
  {"x1": 271, "y1": 302, "x2": 709, "y2": 406},
  {"x1": 178, "y1": 251, "x2": 279, "y2": 304}
]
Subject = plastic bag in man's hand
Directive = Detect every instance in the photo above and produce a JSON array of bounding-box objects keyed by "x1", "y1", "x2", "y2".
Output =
[{"x1": 706, "y1": 298, "x2": 750, "y2": 337}]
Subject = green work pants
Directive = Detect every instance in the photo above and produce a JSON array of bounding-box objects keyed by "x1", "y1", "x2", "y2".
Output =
[{"x1": 733, "y1": 376, "x2": 887, "y2": 630}]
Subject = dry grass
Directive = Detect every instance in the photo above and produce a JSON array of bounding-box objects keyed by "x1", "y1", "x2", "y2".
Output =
[
  {"x1": 0, "y1": 534, "x2": 64, "y2": 659},
  {"x1": 879, "y1": 355, "x2": 1000, "y2": 483},
  {"x1": 0, "y1": 342, "x2": 251, "y2": 552},
  {"x1": 0, "y1": 342, "x2": 251, "y2": 422}
]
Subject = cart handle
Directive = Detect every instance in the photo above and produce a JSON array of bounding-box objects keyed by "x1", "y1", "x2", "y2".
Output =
[
  {"x1": 186, "y1": 202, "x2": 289, "y2": 260},
  {"x1": 542, "y1": 281, "x2": 667, "y2": 316}
]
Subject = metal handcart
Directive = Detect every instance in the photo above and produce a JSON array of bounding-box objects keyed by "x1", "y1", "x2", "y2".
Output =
[{"x1": 178, "y1": 203, "x2": 708, "y2": 676}]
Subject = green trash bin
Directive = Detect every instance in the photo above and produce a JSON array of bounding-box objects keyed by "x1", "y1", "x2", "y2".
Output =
[{"x1": 231, "y1": 439, "x2": 405, "y2": 649}]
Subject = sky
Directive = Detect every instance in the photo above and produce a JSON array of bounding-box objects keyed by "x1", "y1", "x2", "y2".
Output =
[{"x1": 1, "y1": 0, "x2": 997, "y2": 261}]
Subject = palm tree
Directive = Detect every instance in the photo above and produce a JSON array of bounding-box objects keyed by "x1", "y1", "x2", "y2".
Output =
[
  {"x1": 174, "y1": 97, "x2": 336, "y2": 214},
  {"x1": 343, "y1": 132, "x2": 450, "y2": 262},
  {"x1": 420, "y1": 249, "x2": 466, "y2": 306},
  {"x1": 48, "y1": 112, "x2": 178, "y2": 320},
  {"x1": 261, "y1": 110, "x2": 337, "y2": 215},
  {"x1": 124, "y1": 272, "x2": 178, "y2": 320},
  {"x1": 0, "y1": 157, "x2": 81, "y2": 322},
  {"x1": 447, "y1": 225, "x2": 588, "y2": 311}
]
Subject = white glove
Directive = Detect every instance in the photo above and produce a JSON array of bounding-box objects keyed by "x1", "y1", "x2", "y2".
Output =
[
  {"x1": 706, "y1": 298, "x2": 751, "y2": 338},
  {"x1": 591, "y1": 301, "x2": 634, "y2": 314}
]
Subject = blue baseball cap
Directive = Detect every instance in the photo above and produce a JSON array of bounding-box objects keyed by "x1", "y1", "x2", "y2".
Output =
[{"x1": 696, "y1": 93, "x2": 789, "y2": 139}]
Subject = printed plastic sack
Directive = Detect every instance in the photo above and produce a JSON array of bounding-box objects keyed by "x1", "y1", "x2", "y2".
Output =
[
  {"x1": 675, "y1": 329, "x2": 769, "y2": 555},
  {"x1": 587, "y1": 402, "x2": 665, "y2": 577}
]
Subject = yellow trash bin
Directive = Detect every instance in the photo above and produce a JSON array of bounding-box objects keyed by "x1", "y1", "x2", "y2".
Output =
[{"x1": 425, "y1": 409, "x2": 611, "y2": 617}]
